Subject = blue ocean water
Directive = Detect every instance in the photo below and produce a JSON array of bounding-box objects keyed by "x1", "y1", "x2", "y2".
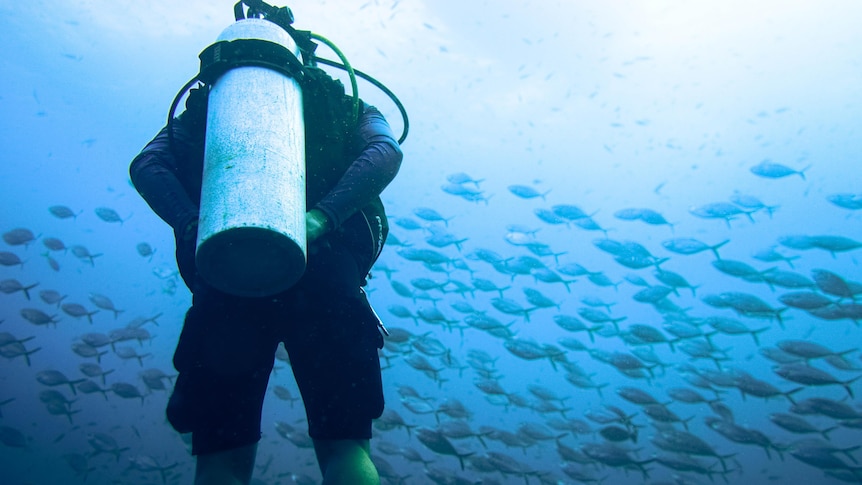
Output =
[{"x1": 1, "y1": 0, "x2": 861, "y2": 484}]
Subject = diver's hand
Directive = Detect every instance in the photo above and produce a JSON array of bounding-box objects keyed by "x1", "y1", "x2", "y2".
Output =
[
  {"x1": 175, "y1": 216, "x2": 199, "y2": 290},
  {"x1": 180, "y1": 217, "x2": 199, "y2": 243},
  {"x1": 306, "y1": 209, "x2": 331, "y2": 244}
]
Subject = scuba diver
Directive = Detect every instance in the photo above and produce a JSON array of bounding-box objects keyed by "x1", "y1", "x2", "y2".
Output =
[{"x1": 129, "y1": 1, "x2": 406, "y2": 483}]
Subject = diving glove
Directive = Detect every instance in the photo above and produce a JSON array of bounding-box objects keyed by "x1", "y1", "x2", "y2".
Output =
[{"x1": 306, "y1": 209, "x2": 331, "y2": 243}]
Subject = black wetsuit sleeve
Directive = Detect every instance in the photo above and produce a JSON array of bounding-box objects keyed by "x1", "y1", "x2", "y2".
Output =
[
  {"x1": 129, "y1": 114, "x2": 201, "y2": 234},
  {"x1": 313, "y1": 104, "x2": 403, "y2": 230}
]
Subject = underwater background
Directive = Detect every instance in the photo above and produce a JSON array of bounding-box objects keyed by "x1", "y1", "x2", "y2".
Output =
[{"x1": 1, "y1": 0, "x2": 861, "y2": 484}]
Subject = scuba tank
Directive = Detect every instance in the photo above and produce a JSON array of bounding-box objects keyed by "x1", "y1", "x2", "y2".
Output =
[{"x1": 195, "y1": 18, "x2": 307, "y2": 297}]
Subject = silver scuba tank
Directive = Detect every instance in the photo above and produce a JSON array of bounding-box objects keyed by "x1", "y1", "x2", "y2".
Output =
[{"x1": 195, "y1": 18, "x2": 307, "y2": 297}]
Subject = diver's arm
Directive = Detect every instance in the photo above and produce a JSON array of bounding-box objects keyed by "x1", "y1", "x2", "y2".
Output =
[
  {"x1": 129, "y1": 116, "x2": 201, "y2": 235},
  {"x1": 313, "y1": 104, "x2": 403, "y2": 230}
]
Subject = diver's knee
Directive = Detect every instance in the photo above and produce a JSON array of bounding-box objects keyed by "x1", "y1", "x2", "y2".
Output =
[
  {"x1": 313, "y1": 438, "x2": 371, "y2": 468},
  {"x1": 313, "y1": 439, "x2": 378, "y2": 485}
]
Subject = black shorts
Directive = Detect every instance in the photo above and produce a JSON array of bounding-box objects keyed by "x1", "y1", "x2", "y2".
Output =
[{"x1": 166, "y1": 233, "x2": 385, "y2": 455}]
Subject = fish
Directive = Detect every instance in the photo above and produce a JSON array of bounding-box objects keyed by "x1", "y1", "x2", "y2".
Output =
[
  {"x1": 572, "y1": 216, "x2": 609, "y2": 236},
  {"x1": 61, "y1": 303, "x2": 99, "y2": 324},
  {"x1": 94, "y1": 207, "x2": 131, "y2": 224},
  {"x1": 689, "y1": 202, "x2": 755, "y2": 226},
  {"x1": 135, "y1": 242, "x2": 155, "y2": 260},
  {"x1": 777, "y1": 234, "x2": 816, "y2": 250},
  {"x1": 586, "y1": 272, "x2": 620, "y2": 289},
  {"x1": 666, "y1": 387, "x2": 719, "y2": 406},
  {"x1": 387, "y1": 305, "x2": 418, "y2": 324},
  {"x1": 20, "y1": 308, "x2": 60, "y2": 327},
  {"x1": 704, "y1": 316, "x2": 770, "y2": 346},
  {"x1": 551, "y1": 204, "x2": 591, "y2": 221},
  {"x1": 826, "y1": 193, "x2": 862, "y2": 210},
  {"x1": 396, "y1": 248, "x2": 451, "y2": 266},
  {"x1": 552, "y1": 314, "x2": 602, "y2": 342},
  {"x1": 70, "y1": 245, "x2": 103, "y2": 266},
  {"x1": 703, "y1": 291, "x2": 786, "y2": 326},
  {"x1": 599, "y1": 425, "x2": 638, "y2": 443},
  {"x1": 704, "y1": 417, "x2": 780, "y2": 459},
  {"x1": 625, "y1": 324, "x2": 676, "y2": 350},
  {"x1": 491, "y1": 297, "x2": 534, "y2": 321},
  {"x1": 109, "y1": 382, "x2": 147, "y2": 403},
  {"x1": 126, "y1": 455, "x2": 179, "y2": 484},
  {"x1": 503, "y1": 338, "x2": 558, "y2": 369},
  {"x1": 711, "y1": 259, "x2": 773, "y2": 283},
  {"x1": 446, "y1": 172, "x2": 483, "y2": 187},
  {"x1": 79, "y1": 363, "x2": 114, "y2": 385},
  {"x1": 415, "y1": 427, "x2": 475, "y2": 470},
  {"x1": 789, "y1": 398, "x2": 862, "y2": 420},
  {"x1": 0, "y1": 279, "x2": 38, "y2": 300},
  {"x1": 534, "y1": 208, "x2": 568, "y2": 225},
  {"x1": 42, "y1": 237, "x2": 67, "y2": 252},
  {"x1": 750, "y1": 160, "x2": 810, "y2": 179},
  {"x1": 114, "y1": 346, "x2": 151, "y2": 366},
  {"x1": 580, "y1": 442, "x2": 653, "y2": 479},
  {"x1": 393, "y1": 217, "x2": 424, "y2": 231},
  {"x1": 769, "y1": 413, "x2": 838, "y2": 440},
  {"x1": 436, "y1": 398, "x2": 473, "y2": 421},
  {"x1": 438, "y1": 420, "x2": 487, "y2": 447},
  {"x1": 752, "y1": 246, "x2": 799, "y2": 268},
  {"x1": 773, "y1": 363, "x2": 861, "y2": 398},
  {"x1": 762, "y1": 269, "x2": 816, "y2": 289},
  {"x1": 0, "y1": 251, "x2": 25, "y2": 268},
  {"x1": 86, "y1": 432, "x2": 131, "y2": 461},
  {"x1": 522, "y1": 287, "x2": 558, "y2": 309},
  {"x1": 776, "y1": 340, "x2": 855, "y2": 360},
  {"x1": 616, "y1": 386, "x2": 666, "y2": 406},
  {"x1": 643, "y1": 403, "x2": 693, "y2": 429},
  {"x1": 62, "y1": 452, "x2": 95, "y2": 480},
  {"x1": 508, "y1": 184, "x2": 550, "y2": 200},
  {"x1": 810, "y1": 235, "x2": 862, "y2": 256},
  {"x1": 415, "y1": 306, "x2": 456, "y2": 327},
  {"x1": 736, "y1": 371, "x2": 804, "y2": 404},
  {"x1": 632, "y1": 285, "x2": 674, "y2": 304},
  {"x1": 613, "y1": 208, "x2": 642, "y2": 221},
  {"x1": 2, "y1": 228, "x2": 37, "y2": 247},
  {"x1": 557, "y1": 262, "x2": 596, "y2": 277},
  {"x1": 413, "y1": 207, "x2": 453, "y2": 226},
  {"x1": 807, "y1": 303, "x2": 862, "y2": 324},
  {"x1": 651, "y1": 427, "x2": 735, "y2": 471},
  {"x1": 730, "y1": 191, "x2": 779, "y2": 217},
  {"x1": 614, "y1": 207, "x2": 674, "y2": 230},
  {"x1": 440, "y1": 183, "x2": 489, "y2": 203},
  {"x1": 577, "y1": 307, "x2": 626, "y2": 328},
  {"x1": 88, "y1": 293, "x2": 124, "y2": 319},
  {"x1": 36, "y1": 370, "x2": 85, "y2": 394},
  {"x1": 48, "y1": 205, "x2": 81, "y2": 219},
  {"x1": 530, "y1": 268, "x2": 574, "y2": 291},
  {"x1": 661, "y1": 237, "x2": 729, "y2": 259},
  {"x1": 374, "y1": 409, "x2": 417, "y2": 436},
  {"x1": 0, "y1": 425, "x2": 28, "y2": 448},
  {"x1": 811, "y1": 269, "x2": 857, "y2": 299},
  {"x1": 654, "y1": 269, "x2": 699, "y2": 296},
  {"x1": 787, "y1": 439, "x2": 861, "y2": 473}
]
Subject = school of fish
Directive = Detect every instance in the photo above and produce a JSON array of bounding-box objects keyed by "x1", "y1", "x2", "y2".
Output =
[{"x1": 2, "y1": 157, "x2": 860, "y2": 484}]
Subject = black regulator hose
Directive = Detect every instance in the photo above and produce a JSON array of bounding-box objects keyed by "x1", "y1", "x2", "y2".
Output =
[{"x1": 166, "y1": 75, "x2": 202, "y2": 158}]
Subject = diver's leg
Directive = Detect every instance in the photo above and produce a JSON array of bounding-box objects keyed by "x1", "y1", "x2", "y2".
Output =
[
  {"x1": 167, "y1": 286, "x2": 278, "y2": 485},
  {"x1": 281, "y1": 240, "x2": 385, "y2": 485},
  {"x1": 313, "y1": 439, "x2": 379, "y2": 485},
  {"x1": 195, "y1": 443, "x2": 258, "y2": 485}
]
